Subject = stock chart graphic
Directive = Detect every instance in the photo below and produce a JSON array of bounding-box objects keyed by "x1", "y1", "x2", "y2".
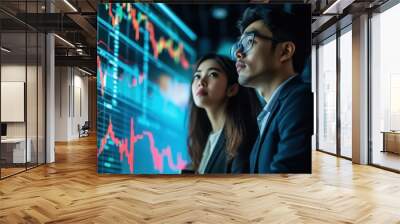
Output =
[{"x1": 97, "y1": 3, "x2": 196, "y2": 174}]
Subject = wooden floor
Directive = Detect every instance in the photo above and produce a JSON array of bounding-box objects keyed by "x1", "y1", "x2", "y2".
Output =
[
  {"x1": 1, "y1": 135, "x2": 400, "y2": 223},
  {"x1": 0, "y1": 167, "x2": 26, "y2": 178},
  {"x1": 1, "y1": 163, "x2": 44, "y2": 178}
]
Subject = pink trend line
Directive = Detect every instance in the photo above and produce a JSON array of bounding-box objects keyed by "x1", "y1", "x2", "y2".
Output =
[
  {"x1": 142, "y1": 131, "x2": 187, "y2": 171},
  {"x1": 98, "y1": 118, "x2": 188, "y2": 173}
]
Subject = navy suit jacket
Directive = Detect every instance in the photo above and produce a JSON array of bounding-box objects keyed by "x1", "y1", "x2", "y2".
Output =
[
  {"x1": 204, "y1": 132, "x2": 251, "y2": 174},
  {"x1": 250, "y1": 75, "x2": 313, "y2": 173}
]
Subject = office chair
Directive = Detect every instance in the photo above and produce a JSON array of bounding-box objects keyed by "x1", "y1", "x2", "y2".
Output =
[{"x1": 79, "y1": 121, "x2": 90, "y2": 138}]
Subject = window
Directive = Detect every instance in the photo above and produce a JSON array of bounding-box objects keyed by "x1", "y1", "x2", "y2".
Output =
[
  {"x1": 317, "y1": 36, "x2": 337, "y2": 154},
  {"x1": 0, "y1": 0, "x2": 47, "y2": 179},
  {"x1": 371, "y1": 2, "x2": 400, "y2": 171},
  {"x1": 339, "y1": 28, "x2": 352, "y2": 158}
]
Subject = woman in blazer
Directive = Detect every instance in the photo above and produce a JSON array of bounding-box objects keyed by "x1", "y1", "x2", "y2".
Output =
[{"x1": 187, "y1": 53, "x2": 261, "y2": 174}]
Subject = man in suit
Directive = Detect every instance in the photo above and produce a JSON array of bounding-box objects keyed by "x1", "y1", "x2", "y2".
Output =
[{"x1": 231, "y1": 5, "x2": 313, "y2": 173}]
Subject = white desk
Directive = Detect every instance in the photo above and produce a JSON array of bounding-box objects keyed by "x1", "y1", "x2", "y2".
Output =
[{"x1": 1, "y1": 138, "x2": 31, "y2": 163}]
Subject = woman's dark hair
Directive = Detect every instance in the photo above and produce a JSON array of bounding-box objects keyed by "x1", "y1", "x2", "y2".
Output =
[
  {"x1": 237, "y1": 5, "x2": 311, "y2": 74},
  {"x1": 188, "y1": 53, "x2": 261, "y2": 171}
]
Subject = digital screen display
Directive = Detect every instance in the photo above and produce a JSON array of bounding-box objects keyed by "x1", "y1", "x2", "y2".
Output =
[{"x1": 97, "y1": 3, "x2": 196, "y2": 174}]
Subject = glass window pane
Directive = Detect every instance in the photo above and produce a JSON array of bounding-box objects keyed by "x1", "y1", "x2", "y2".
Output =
[
  {"x1": 371, "y1": 3, "x2": 400, "y2": 171},
  {"x1": 318, "y1": 37, "x2": 337, "y2": 154},
  {"x1": 27, "y1": 31, "x2": 38, "y2": 169},
  {"x1": 1, "y1": 0, "x2": 46, "y2": 179},
  {"x1": 1, "y1": 30, "x2": 27, "y2": 177},
  {"x1": 340, "y1": 29, "x2": 352, "y2": 158}
]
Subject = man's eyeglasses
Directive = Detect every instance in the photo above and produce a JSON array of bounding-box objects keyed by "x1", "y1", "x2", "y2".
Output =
[{"x1": 230, "y1": 31, "x2": 280, "y2": 60}]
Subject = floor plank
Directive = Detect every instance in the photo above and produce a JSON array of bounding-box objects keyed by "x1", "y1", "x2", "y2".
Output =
[{"x1": 0, "y1": 135, "x2": 400, "y2": 223}]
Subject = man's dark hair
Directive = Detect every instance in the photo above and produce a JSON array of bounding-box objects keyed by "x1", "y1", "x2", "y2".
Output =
[{"x1": 237, "y1": 5, "x2": 311, "y2": 74}]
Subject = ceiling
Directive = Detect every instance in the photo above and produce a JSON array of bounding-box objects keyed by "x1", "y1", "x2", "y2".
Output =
[
  {"x1": 0, "y1": 0, "x2": 97, "y2": 72},
  {"x1": 0, "y1": 0, "x2": 392, "y2": 73}
]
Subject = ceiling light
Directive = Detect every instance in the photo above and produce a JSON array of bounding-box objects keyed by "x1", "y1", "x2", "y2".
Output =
[
  {"x1": 323, "y1": 0, "x2": 341, "y2": 14},
  {"x1": 54, "y1": 34, "x2": 75, "y2": 48},
  {"x1": 1, "y1": 47, "x2": 11, "y2": 53},
  {"x1": 78, "y1": 67, "x2": 93, "y2": 76},
  {"x1": 322, "y1": 0, "x2": 355, "y2": 15},
  {"x1": 63, "y1": 0, "x2": 78, "y2": 12}
]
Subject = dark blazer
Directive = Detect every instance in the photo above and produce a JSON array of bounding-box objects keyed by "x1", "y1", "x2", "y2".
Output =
[
  {"x1": 250, "y1": 75, "x2": 313, "y2": 173},
  {"x1": 204, "y1": 132, "x2": 251, "y2": 174}
]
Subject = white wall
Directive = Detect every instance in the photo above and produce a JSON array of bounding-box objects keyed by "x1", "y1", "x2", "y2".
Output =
[
  {"x1": 1, "y1": 65, "x2": 26, "y2": 139},
  {"x1": 1, "y1": 65, "x2": 26, "y2": 81},
  {"x1": 72, "y1": 72, "x2": 89, "y2": 138},
  {"x1": 0, "y1": 65, "x2": 39, "y2": 138},
  {"x1": 1, "y1": 64, "x2": 45, "y2": 163},
  {"x1": 55, "y1": 66, "x2": 69, "y2": 141},
  {"x1": 54, "y1": 67, "x2": 89, "y2": 141}
]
